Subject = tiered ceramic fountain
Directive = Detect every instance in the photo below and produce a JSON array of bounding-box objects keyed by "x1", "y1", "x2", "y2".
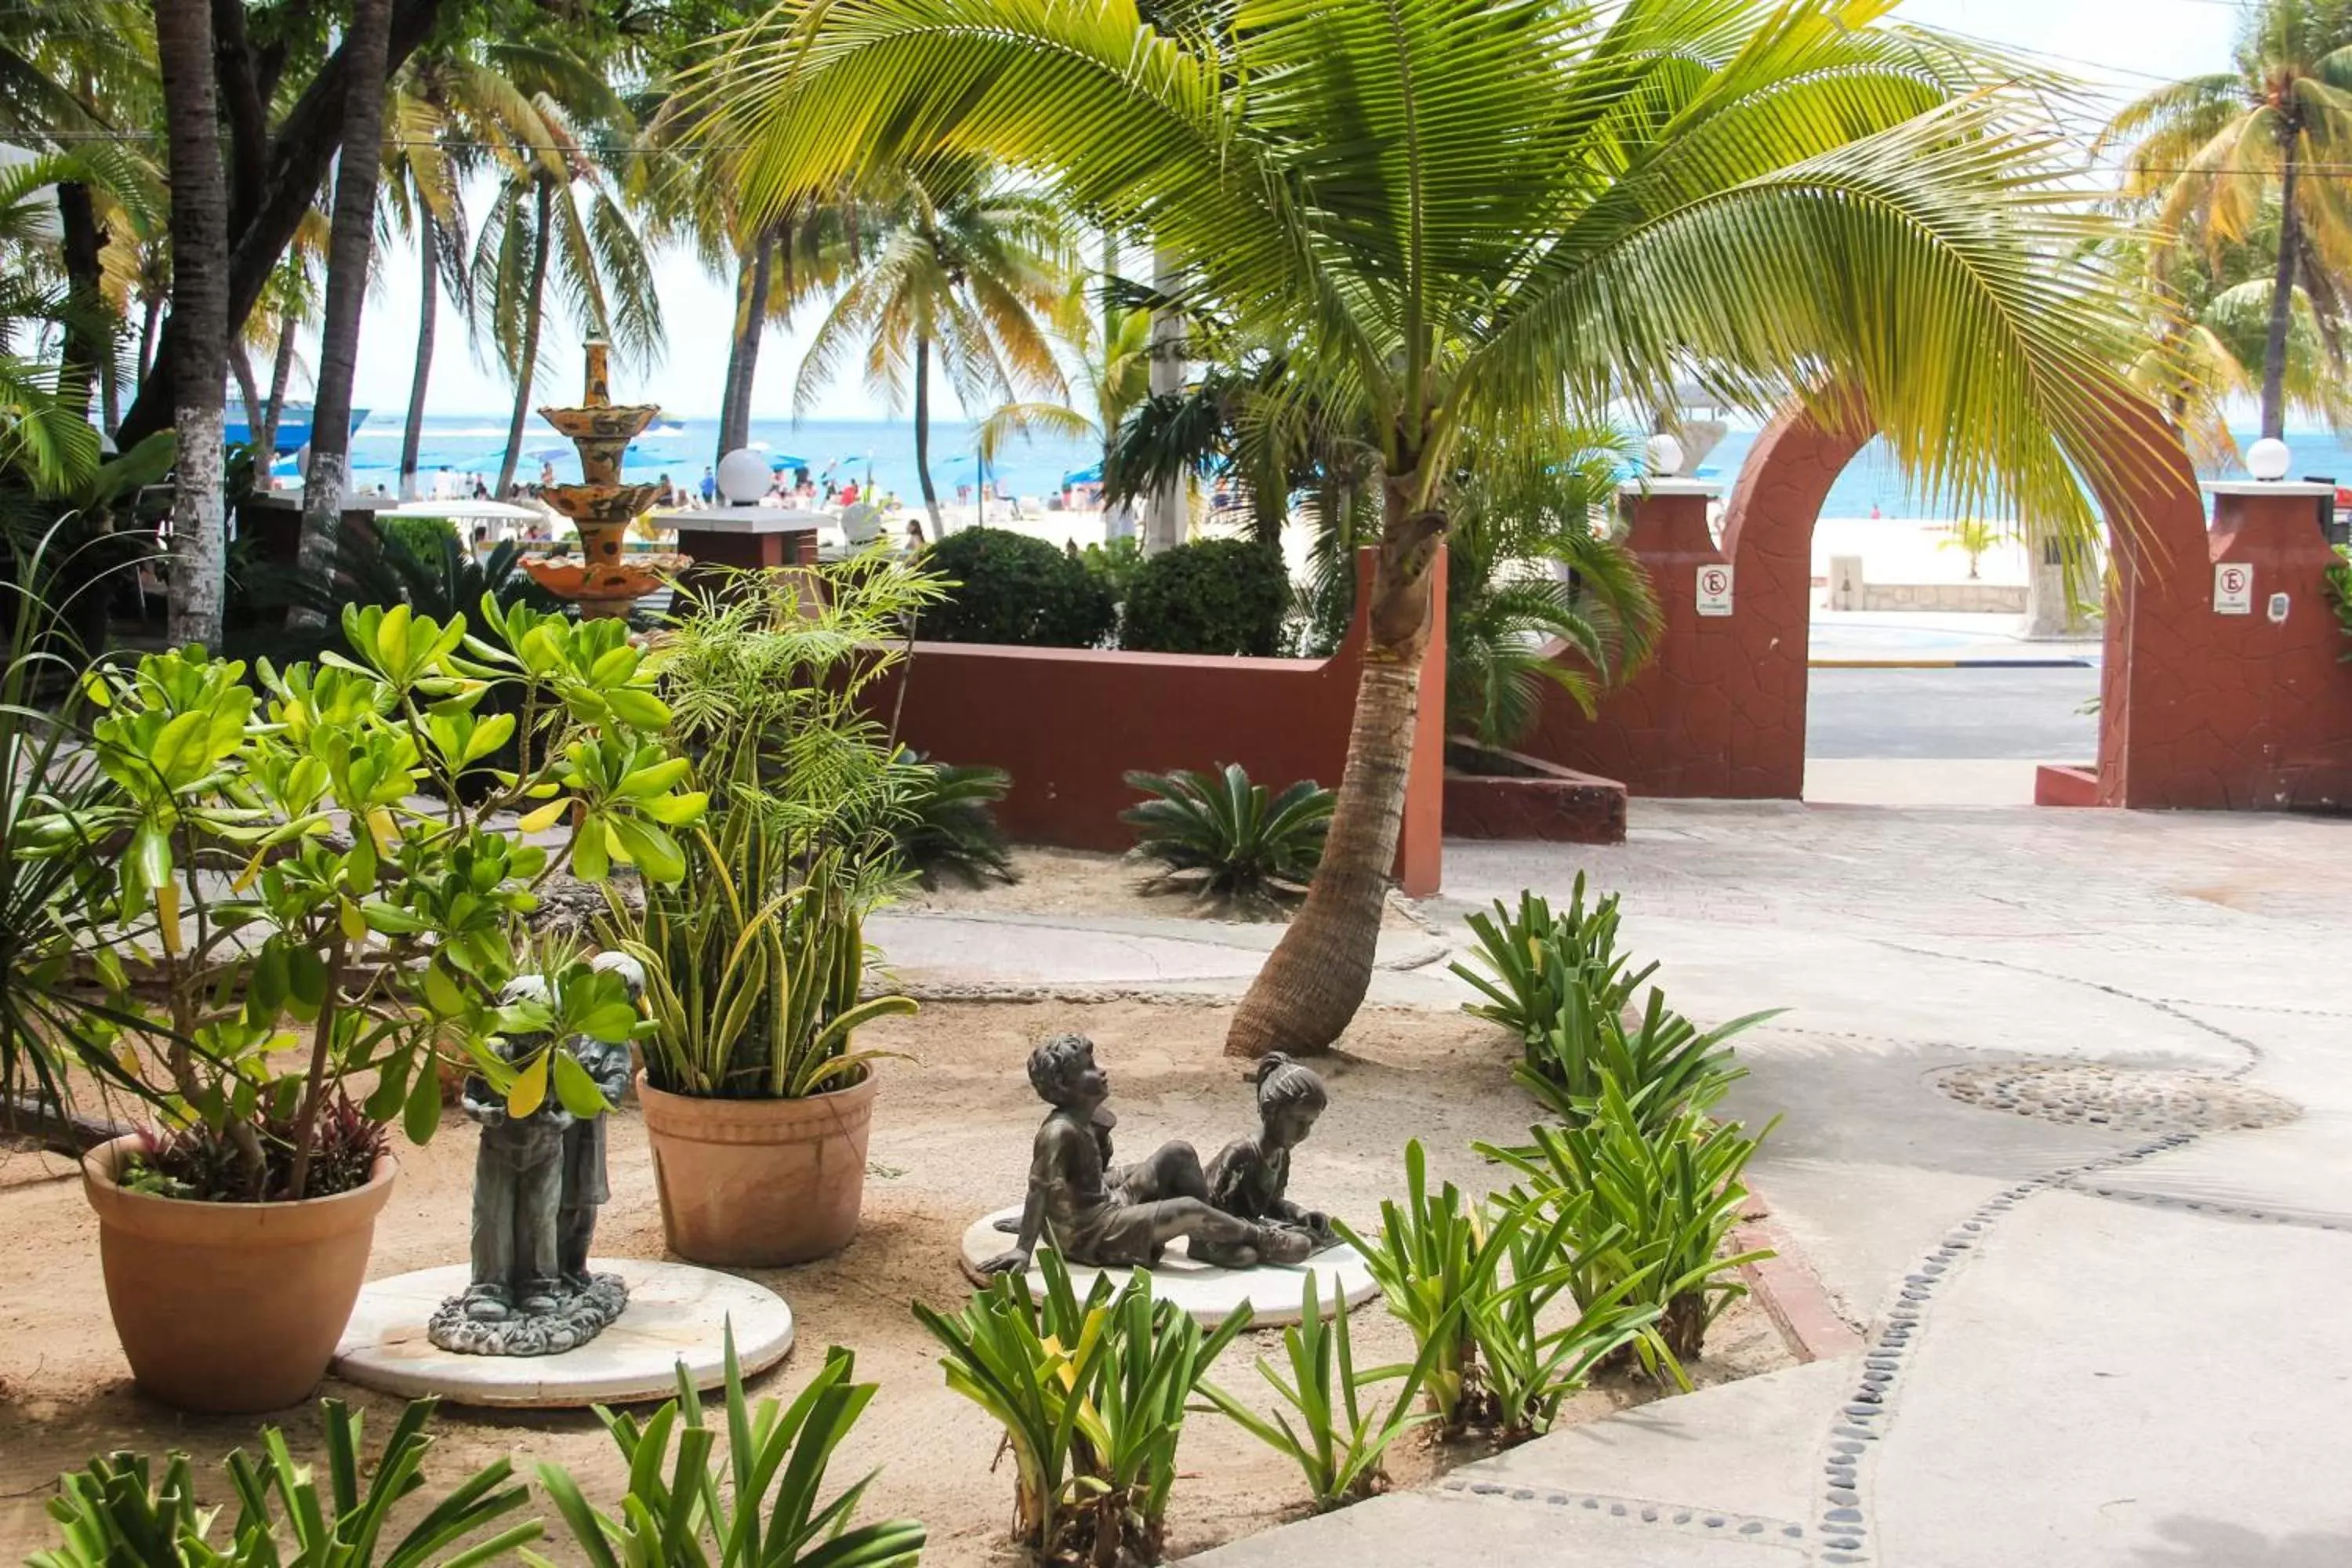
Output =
[{"x1": 521, "y1": 343, "x2": 686, "y2": 617}]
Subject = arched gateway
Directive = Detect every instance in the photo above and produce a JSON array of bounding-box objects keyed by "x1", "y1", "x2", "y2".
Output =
[{"x1": 1521, "y1": 395, "x2": 2352, "y2": 811}]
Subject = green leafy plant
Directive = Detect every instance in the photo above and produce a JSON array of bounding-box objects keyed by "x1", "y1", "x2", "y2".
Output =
[
  {"x1": 1451, "y1": 878, "x2": 1657, "y2": 1054},
  {"x1": 1120, "y1": 537, "x2": 1290, "y2": 657},
  {"x1": 1936, "y1": 517, "x2": 2005, "y2": 579},
  {"x1": 1197, "y1": 1275, "x2": 1436, "y2": 1510},
  {"x1": 1120, "y1": 764, "x2": 1334, "y2": 913},
  {"x1": 915, "y1": 1250, "x2": 1251, "y2": 1565},
  {"x1": 1515, "y1": 985, "x2": 1774, "y2": 1133},
  {"x1": 891, "y1": 750, "x2": 1015, "y2": 889},
  {"x1": 1080, "y1": 535, "x2": 1145, "y2": 602},
  {"x1": 1483, "y1": 1081, "x2": 1777, "y2": 1367},
  {"x1": 538, "y1": 1330, "x2": 925, "y2": 1568},
  {"x1": 2324, "y1": 544, "x2": 2352, "y2": 659},
  {"x1": 28, "y1": 1396, "x2": 541, "y2": 1568},
  {"x1": 46, "y1": 597, "x2": 702, "y2": 1200},
  {"x1": 615, "y1": 557, "x2": 941, "y2": 1102},
  {"x1": 1468, "y1": 1190, "x2": 1661, "y2": 1436},
  {"x1": 917, "y1": 527, "x2": 1116, "y2": 648}
]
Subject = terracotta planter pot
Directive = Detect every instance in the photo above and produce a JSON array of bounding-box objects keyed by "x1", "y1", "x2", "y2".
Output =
[
  {"x1": 81, "y1": 1136, "x2": 397, "y2": 1414},
  {"x1": 637, "y1": 1069, "x2": 876, "y2": 1265}
]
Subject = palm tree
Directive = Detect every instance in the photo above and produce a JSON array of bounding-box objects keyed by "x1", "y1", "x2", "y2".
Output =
[
  {"x1": 382, "y1": 58, "x2": 477, "y2": 499},
  {"x1": 151, "y1": 0, "x2": 229, "y2": 648},
  {"x1": 470, "y1": 90, "x2": 662, "y2": 497},
  {"x1": 2100, "y1": 0, "x2": 2352, "y2": 440},
  {"x1": 975, "y1": 268, "x2": 1152, "y2": 503},
  {"x1": 707, "y1": 0, "x2": 2174, "y2": 1058},
  {"x1": 795, "y1": 165, "x2": 1071, "y2": 533}
]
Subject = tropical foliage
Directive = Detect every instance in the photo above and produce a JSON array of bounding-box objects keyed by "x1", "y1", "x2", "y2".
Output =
[
  {"x1": 917, "y1": 527, "x2": 1117, "y2": 648},
  {"x1": 891, "y1": 751, "x2": 1016, "y2": 889},
  {"x1": 1121, "y1": 764, "x2": 1334, "y2": 913},
  {"x1": 1120, "y1": 537, "x2": 1292, "y2": 657}
]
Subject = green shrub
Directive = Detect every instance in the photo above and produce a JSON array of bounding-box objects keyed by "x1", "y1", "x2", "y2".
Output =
[
  {"x1": 1452, "y1": 877, "x2": 1657, "y2": 1056},
  {"x1": 1516, "y1": 983, "x2": 1773, "y2": 1132},
  {"x1": 30, "y1": 1397, "x2": 541, "y2": 1568},
  {"x1": 1120, "y1": 537, "x2": 1291, "y2": 655},
  {"x1": 1081, "y1": 535, "x2": 1146, "y2": 601},
  {"x1": 918, "y1": 527, "x2": 1116, "y2": 647},
  {"x1": 1121, "y1": 763, "x2": 1334, "y2": 912},
  {"x1": 376, "y1": 511, "x2": 461, "y2": 564},
  {"x1": 539, "y1": 1330, "x2": 925, "y2": 1568},
  {"x1": 915, "y1": 1250, "x2": 1250, "y2": 1563},
  {"x1": 1482, "y1": 1081, "x2": 1777, "y2": 1370},
  {"x1": 891, "y1": 750, "x2": 1016, "y2": 888}
]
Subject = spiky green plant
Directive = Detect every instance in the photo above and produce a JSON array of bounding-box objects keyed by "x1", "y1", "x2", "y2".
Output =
[
  {"x1": 1451, "y1": 877, "x2": 1657, "y2": 1056},
  {"x1": 891, "y1": 750, "x2": 1016, "y2": 889},
  {"x1": 1516, "y1": 985, "x2": 1777, "y2": 1133},
  {"x1": 1121, "y1": 764, "x2": 1334, "y2": 913}
]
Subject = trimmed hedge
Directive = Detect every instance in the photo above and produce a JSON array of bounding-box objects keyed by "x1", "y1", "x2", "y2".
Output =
[
  {"x1": 1121, "y1": 537, "x2": 1291, "y2": 657},
  {"x1": 918, "y1": 527, "x2": 1118, "y2": 648},
  {"x1": 376, "y1": 512, "x2": 462, "y2": 563}
]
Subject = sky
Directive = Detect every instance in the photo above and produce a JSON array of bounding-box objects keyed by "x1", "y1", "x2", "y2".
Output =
[{"x1": 338, "y1": 0, "x2": 2247, "y2": 424}]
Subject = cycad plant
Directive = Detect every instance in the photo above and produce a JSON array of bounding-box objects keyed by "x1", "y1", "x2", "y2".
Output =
[
  {"x1": 539, "y1": 1332, "x2": 926, "y2": 1568},
  {"x1": 890, "y1": 751, "x2": 1016, "y2": 889},
  {"x1": 1121, "y1": 764, "x2": 1335, "y2": 914},
  {"x1": 701, "y1": 0, "x2": 2169, "y2": 1063},
  {"x1": 915, "y1": 1250, "x2": 1250, "y2": 1566},
  {"x1": 1483, "y1": 1083, "x2": 1778, "y2": 1367}
]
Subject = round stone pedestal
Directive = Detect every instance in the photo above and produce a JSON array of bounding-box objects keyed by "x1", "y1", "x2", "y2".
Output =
[
  {"x1": 958, "y1": 1207, "x2": 1377, "y2": 1327},
  {"x1": 332, "y1": 1258, "x2": 793, "y2": 1407}
]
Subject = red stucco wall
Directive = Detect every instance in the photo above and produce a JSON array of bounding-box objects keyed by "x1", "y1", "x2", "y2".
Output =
[{"x1": 872, "y1": 549, "x2": 1447, "y2": 895}]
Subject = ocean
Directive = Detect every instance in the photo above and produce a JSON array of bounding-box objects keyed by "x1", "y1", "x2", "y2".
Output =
[{"x1": 344, "y1": 414, "x2": 2352, "y2": 520}]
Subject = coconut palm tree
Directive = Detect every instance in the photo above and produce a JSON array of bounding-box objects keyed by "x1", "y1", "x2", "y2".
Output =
[
  {"x1": 2100, "y1": 0, "x2": 2352, "y2": 441},
  {"x1": 795, "y1": 165, "x2": 1071, "y2": 532},
  {"x1": 974, "y1": 269, "x2": 1152, "y2": 501},
  {"x1": 151, "y1": 0, "x2": 229, "y2": 648},
  {"x1": 705, "y1": 0, "x2": 2172, "y2": 1058},
  {"x1": 470, "y1": 89, "x2": 662, "y2": 497}
]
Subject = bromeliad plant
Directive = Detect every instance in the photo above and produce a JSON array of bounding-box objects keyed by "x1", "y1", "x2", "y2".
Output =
[
  {"x1": 538, "y1": 1330, "x2": 926, "y2": 1568},
  {"x1": 1121, "y1": 764, "x2": 1335, "y2": 913},
  {"x1": 1482, "y1": 1081, "x2": 1778, "y2": 1368},
  {"x1": 916, "y1": 1250, "x2": 1250, "y2": 1566},
  {"x1": 28, "y1": 1396, "x2": 541, "y2": 1568},
  {"x1": 53, "y1": 597, "x2": 703, "y2": 1201},
  {"x1": 1197, "y1": 1275, "x2": 1437, "y2": 1510}
]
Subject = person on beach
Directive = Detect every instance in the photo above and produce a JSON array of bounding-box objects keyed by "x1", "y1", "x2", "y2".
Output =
[{"x1": 699, "y1": 466, "x2": 717, "y2": 505}]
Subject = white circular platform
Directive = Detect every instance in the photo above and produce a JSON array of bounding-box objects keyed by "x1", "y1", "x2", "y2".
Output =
[
  {"x1": 332, "y1": 1258, "x2": 793, "y2": 1407},
  {"x1": 958, "y1": 1207, "x2": 1377, "y2": 1327}
]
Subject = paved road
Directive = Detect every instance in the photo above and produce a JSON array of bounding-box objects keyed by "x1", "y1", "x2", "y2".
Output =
[{"x1": 1804, "y1": 666, "x2": 2099, "y2": 760}]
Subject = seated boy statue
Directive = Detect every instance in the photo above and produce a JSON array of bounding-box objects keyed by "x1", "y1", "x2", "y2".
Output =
[{"x1": 980, "y1": 1033, "x2": 1315, "y2": 1274}]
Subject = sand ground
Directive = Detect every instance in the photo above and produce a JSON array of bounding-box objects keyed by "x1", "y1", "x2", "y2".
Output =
[{"x1": 0, "y1": 997, "x2": 1790, "y2": 1566}]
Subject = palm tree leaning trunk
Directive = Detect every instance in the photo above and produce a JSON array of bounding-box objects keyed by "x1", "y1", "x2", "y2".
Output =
[
  {"x1": 399, "y1": 209, "x2": 440, "y2": 499},
  {"x1": 53, "y1": 180, "x2": 106, "y2": 419},
  {"x1": 2260, "y1": 140, "x2": 2301, "y2": 439},
  {"x1": 717, "y1": 230, "x2": 772, "y2": 460},
  {"x1": 495, "y1": 176, "x2": 554, "y2": 498},
  {"x1": 256, "y1": 310, "x2": 297, "y2": 477},
  {"x1": 912, "y1": 332, "x2": 941, "y2": 532},
  {"x1": 152, "y1": 0, "x2": 230, "y2": 648},
  {"x1": 292, "y1": 0, "x2": 395, "y2": 630}
]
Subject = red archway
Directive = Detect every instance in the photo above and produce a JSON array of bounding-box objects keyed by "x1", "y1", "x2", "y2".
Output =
[{"x1": 1519, "y1": 393, "x2": 2352, "y2": 810}]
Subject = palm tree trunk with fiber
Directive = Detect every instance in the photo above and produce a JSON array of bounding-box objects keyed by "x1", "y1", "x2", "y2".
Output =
[
  {"x1": 1225, "y1": 472, "x2": 1443, "y2": 1058},
  {"x1": 913, "y1": 332, "x2": 942, "y2": 534},
  {"x1": 718, "y1": 233, "x2": 771, "y2": 459},
  {"x1": 257, "y1": 312, "x2": 296, "y2": 475},
  {"x1": 495, "y1": 178, "x2": 554, "y2": 498},
  {"x1": 153, "y1": 0, "x2": 230, "y2": 647},
  {"x1": 292, "y1": 0, "x2": 394, "y2": 626},
  {"x1": 2260, "y1": 136, "x2": 2300, "y2": 441},
  {"x1": 400, "y1": 210, "x2": 438, "y2": 499}
]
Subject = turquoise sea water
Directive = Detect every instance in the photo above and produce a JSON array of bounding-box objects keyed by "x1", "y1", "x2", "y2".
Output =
[{"x1": 345, "y1": 414, "x2": 2352, "y2": 519}]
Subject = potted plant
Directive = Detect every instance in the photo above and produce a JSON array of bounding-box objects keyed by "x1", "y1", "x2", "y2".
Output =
[
  {"x1": 610, "y1": 556, "x2": 941, "y2": 1265},
  {"x1": 51, "y1": 597, "x2": 702, "y2": 1411}
]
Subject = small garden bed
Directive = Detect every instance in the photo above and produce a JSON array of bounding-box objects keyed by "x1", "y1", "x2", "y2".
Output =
[
  {"x1": 1443, "y1": 739, "x2": 1628, "y2": 844},
  {"x1": 898, "y1": 845, "x2": 1426, "y2": 931},
  {"x1": 0, "y1": 998, "x2": 1795, "y2": 1567}
]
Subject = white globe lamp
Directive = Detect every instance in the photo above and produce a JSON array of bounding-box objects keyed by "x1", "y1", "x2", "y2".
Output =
[
  {"x1": 2246, "y1": 437, "x2": 2293, "y2": 483},
  {"x1": 717, "y1": 447, "x2": 770, "y2": 505},
  {"x1": 1646, "y1": 432, "x2": 1685, "y2": 479}
]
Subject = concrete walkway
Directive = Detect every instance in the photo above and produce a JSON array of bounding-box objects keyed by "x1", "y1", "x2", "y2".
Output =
[{"x1": 893, "y1": 800, "x2": 2352, "y2": 1567}]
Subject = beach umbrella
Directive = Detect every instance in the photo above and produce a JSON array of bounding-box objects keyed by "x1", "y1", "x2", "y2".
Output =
[
  {"x1": 1062, "y1": 463, "x2": 1102, "y2": 487},
  {"x1": 769, "y1": 454, "x2": 808, "y2": 470}
]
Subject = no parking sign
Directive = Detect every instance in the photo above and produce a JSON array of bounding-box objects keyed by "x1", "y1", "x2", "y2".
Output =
[
  {"x1": 1696, "y1": 563, "x2": 1734, "y2": 617},
  {"x1": 2213, "y1": 562, "x2": 2252, "y2": 615}
]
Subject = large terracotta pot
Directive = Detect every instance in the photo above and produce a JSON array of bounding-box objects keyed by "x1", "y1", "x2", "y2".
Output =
[
  {"x1": 637, "y1": 1069, "x2": 877, "y2": 1266},
  {"x1": 81, "y1": 1136, "x2": 397, "y2": 1413}
]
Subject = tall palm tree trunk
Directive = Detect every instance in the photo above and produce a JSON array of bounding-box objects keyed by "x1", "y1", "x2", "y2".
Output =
[
  {"x1": 136, "y1": 294, "x2": 161, "y2": 392},
  {"x1": 1142, "y1": 245, "x2": 1186, "y2": 553},
  {"x1": 399, "y1": 209, "x2": 440, "y2": 499},
  {"x1": 256, "y1": 311, "x2": 296, "y2": 479},
  {"x1": 153, "y1": 0, "x2": 230, "y2": 648},
  {"x1": 1225, "y1": 473, "x2": 1444, "y2": 1058},
  {"x1": 54, "y1": 180, "x2": 106, "y2": 419},
  {"x1": 230, "y1": 346, "x2": 263, "y2": 443},
  {"x1": 718, "y1": 232, "x2": 772, "y2": 460},
  {"x1": 913, "y1": 332, "x2": 942, "y2": 533},
  {"x1": 2259, "y1": 138, "x2": 2301, "y2": 441},
  {"x1": 292, "y1": 0, "x2": 395, "y2": 627},
  {"x1": 495, "y1": 179, "x2": 554, "y2": 498}
]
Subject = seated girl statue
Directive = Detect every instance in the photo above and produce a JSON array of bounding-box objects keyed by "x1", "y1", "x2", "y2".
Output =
[
  {"x1": 980, "y1": 1034, "x2": 1315, "y2": 1275},
  {"x1": 1192, "y1": 1052, "x2": 1339, "y2": 1267}
]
